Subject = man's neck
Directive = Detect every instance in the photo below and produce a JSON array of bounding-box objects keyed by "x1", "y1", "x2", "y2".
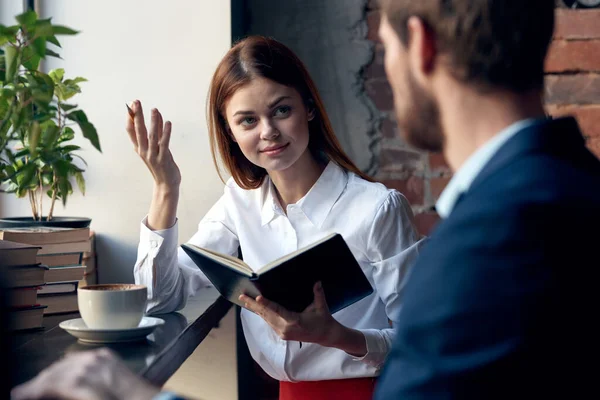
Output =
[{"x1": 440, "y1": 85, "x2": 547, "y2": 172}]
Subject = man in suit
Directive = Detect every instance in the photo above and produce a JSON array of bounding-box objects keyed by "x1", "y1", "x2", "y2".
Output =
[{"x1": 375, "y1": 0, "x2": 599, "y2": 398}]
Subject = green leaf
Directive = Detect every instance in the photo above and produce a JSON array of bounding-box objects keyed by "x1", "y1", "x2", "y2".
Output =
[
  {"x1": 42, "y1": 124, "x2": 60, "y2": 146},
  {"x1": 40, "y1": 150, "x2": 59, "y2": 165},
  {"x1": 59, "y1": 103, "x2": 77, "y2": 112},
  {"x1": 16, "y1": 11, "x2": 38, "y2": 28},
  {"x1": 16, "y1": 162, "x2": 37, "y2": 189},
  {"x1": 0, "y1": 98, "x2": 8, "y2": 119},
  {"x1": 59, "y1": 144, "x2": 81, "y2": 153},
  {"x1": 27, "y1": 72, "x2": 54, "y2": 103},
  {"x1": 22, "y1": 46, "x2": 41, "y2": 71},
  {"x1": 66, "y1": 110, "x2": 88, "y2": 123},
  {"x1": 55, "y1": 159, "x2": 71, "y2": 175},
  {"x1": 71, "y1": 153, "x2": 88, "y2": 167},
  {"x1": 58, "y1": 176, "x2": 69, "y2": 206},
  {"x1": 0, "y1": 36, "x2": 9, "y2": 47},
  {"x1": 3, "y1": 165, "x2": 16, "y2": 181},
  {"x1": 14, "y1": 148, "x2": 30, "y2": 158},
  {"x1": 49, "y1": 68, "x2": 65, "y2": 83},
  {"x1": 5, "y1": 45, "x2": 18, "y2": 81},
  {"x1": 60, "y1": 126, "x2": 75, "y2": 141},
  {"x1": 1, "y1": 86, "x2": 16, "y2": 98},
  {"x1": 55, "y1": 82, "x2": 80, "y2": 101},
  {"x1": 45, "y1": 48, "x2": 61, "y2": 58},
  {"x1": 69, "y1": 163, "x2": 84, "y2": 173},
  {"x1": 28, "y1": 122, "x2": 41, "y2": 157},
  {"x1": 0, "y1": 25, "x2": 18, "y2": 35},
  {"x1": 4, "y1": 182, "x2": 18, "y2": 193},
  {"x1": 31, "y1": 37, "x2": 47, "y2": 58},
  {"x1": 64, "y1": 77, "x2": 87, "y2": 85},
  {"x1": 80, "y1": 121, "x2": 101, "y2": 152},
  {"x1": 35, "y1": 18, "x2": 53, "y2": 37},
  {"x1": 67, "y1": 111, "x2": 101, "y2": 151},
  {"x1": 52, "y1": 25, "x2": 79, "y2": 35},
  {"x1": 46, "y1": 35, "x2": 61, "y2": 48},
  {"x1": 75, "y1": 171, "x2": 85, "y2": 195}
]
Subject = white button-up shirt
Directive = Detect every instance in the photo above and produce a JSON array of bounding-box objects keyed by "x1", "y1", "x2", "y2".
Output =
[{"x1": 134, "y1": 162, "x2": 423, "y2": 382}]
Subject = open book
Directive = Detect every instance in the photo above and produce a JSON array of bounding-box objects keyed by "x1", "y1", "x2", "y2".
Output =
[{"x1": 181, "y1": 233, "x2": 373, "y2": 314}]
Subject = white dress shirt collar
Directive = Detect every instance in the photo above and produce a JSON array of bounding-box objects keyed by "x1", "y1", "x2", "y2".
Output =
[
  {"x1": 436, "y1": 119, "x2": 539, "y2": 219},
  {"x1": 261, "y1": 161, "x2": 348, "y2": 227}
]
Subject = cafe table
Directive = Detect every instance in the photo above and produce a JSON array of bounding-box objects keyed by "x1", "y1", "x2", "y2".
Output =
[{"x1": 11, "y1": 287, "x2": 232, "y2": 387}]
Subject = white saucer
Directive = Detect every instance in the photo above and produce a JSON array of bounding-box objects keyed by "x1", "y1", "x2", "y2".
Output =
[{"x1": 59, "y1": 317, "x2": 165, "y2": 343}]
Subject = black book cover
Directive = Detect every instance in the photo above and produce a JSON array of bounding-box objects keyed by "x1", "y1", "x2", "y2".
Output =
[{"x1": 181, "y1": 233, "x2": 373, "y2": 314}]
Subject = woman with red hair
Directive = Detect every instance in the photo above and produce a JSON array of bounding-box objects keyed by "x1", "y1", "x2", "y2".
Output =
[{"x1": 129, "y1": 36, "x2": 422, "y2": 400}]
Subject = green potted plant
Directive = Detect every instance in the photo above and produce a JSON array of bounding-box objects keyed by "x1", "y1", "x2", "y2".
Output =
[{"x1": 0, "y1": 10, "x2": 101, "y2": 228}]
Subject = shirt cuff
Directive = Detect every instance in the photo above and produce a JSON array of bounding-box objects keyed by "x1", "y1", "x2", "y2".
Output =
[
  {"x1": 351, "y1": 329, "x2": 388, "y2": 369},
  {"x1": 152, "y1": 392, "x2": 187, "y2": 400},
  {"x1": 140, "y1": 215, "x2": 178, "y2": 245},
  {"x1": 137, "y1": 216, "x2": 179, "y2": 300}
]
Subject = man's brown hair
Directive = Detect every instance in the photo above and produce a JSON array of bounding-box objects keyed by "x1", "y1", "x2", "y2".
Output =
[{"x1": 381, "y1": 0, "x2": 555, "y2": 93}]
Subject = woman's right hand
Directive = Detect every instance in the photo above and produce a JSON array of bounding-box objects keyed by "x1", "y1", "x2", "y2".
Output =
[{"x1": 125, "y1": 100, "x2": 181, "y2": 190}]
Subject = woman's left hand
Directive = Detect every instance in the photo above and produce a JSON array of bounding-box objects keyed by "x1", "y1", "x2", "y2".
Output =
[{"x1": 239, "y1": 281, "x2": 339, "y2": 346}]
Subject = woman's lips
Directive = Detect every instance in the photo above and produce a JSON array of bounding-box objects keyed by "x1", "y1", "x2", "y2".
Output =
[{"x1": 261, "y1": 143, "x2": 289, "y2": 155}]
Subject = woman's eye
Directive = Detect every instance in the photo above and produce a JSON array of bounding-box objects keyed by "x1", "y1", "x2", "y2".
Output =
[
  {"x1": 274, "y1": 106, "x2": 290, "y2": 117},
  {"x1": 241, "y1": 117, "x2": 257, "y2": 126}
]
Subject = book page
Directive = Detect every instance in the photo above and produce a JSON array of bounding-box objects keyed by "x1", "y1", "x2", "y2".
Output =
[
  {"x1": 256, "y1": 232, "x2": 337, "y2": 275},
  {"x1": 185, "y1": 244, "x2": 254, "y2": 275}
]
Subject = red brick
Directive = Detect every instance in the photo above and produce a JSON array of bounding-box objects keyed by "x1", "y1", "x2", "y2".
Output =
[
  {"x1": 366, "y1": 11, "x2": 381, "y2": 43},
  {"x1": 554, "y1": 9, "x2": 600, "y2": 40},
  {"x1": 414, "y1": 210, "x2": 441, "y2": 236},
  {"x1": 545, "y1": 73, "x2": 600, "y2": 105},
  {"x1": 379, "y1": 147, "x2": 423, "y2": 173},
  {"x1": 381, "y1": 177, "x2": 425, "y2": 205},
  {"x1": 381, "y1": 117, "x2": 397, "y2": 138},
  {"x1": 546, "y1": 105, "x2": 600, "y2": 140},
  {"x1": 585, "y1": 138, "x2": 600, "y2": 160},
  {"x1": 430, "y1": 177, "x2": 451, "y2": 201},
  {"x1": 429, "y1": 152, "x2": 451, "y2": 173},
  {"x1": 546, "y1": 40, "x2": 600, "y2": 73},
  {"x1": 364, "y1": 44, "x2": 386, "y2": 81},
  {"x1": 365, "y1": 78, "x2": 394, "y2": 111}
]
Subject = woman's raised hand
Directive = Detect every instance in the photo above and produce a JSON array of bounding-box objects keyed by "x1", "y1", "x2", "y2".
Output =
[{"x1": 125, "y1": 100, "x2": 181, "y2": 190}]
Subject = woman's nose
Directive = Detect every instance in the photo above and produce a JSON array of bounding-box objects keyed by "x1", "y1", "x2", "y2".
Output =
[{"x1": 260, "y1": 120, "x2": 280, "y2": 140}]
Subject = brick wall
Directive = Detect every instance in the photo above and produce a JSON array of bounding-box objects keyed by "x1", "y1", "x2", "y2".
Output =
[{"x1": 364, "y1": 1, "x2": 600, "y2": 236}]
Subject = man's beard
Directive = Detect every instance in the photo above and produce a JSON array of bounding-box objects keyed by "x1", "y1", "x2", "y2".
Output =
[{"x1": 396, "y1": 69, "x2": 444, "y2": 153}]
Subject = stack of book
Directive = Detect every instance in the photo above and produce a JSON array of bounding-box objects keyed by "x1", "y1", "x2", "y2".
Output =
[
  {"x1": 81, "y1": 231, "x2": 97, "y2": 287},
  {"x1": 0, "y1": 227, "x2": 91, "y2": 315},
  {"x1": 0, "y1": 240, "x2": 47, "y2": 330}
]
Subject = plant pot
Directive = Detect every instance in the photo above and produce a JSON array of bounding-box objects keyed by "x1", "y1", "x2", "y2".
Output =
[{"x1": 0, "y1": 217, "x2": 91, "y2": 229}]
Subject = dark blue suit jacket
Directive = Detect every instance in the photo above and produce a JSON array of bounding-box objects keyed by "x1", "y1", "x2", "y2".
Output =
[{"x1": 376, "y1": 117, "x2": 600, "y2": 399}]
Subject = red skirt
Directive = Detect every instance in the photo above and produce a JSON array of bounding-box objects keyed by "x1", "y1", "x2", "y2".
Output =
[{"x1": 279, "y1": 377, "x2": 377, "y2": 400}]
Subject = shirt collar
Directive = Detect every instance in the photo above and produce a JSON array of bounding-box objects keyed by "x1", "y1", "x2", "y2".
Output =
[
  {"x1": 260, "y1": 161, "x2": 348, "y2": 227},
  {"x1": 436, "y1": 118, "x2": 540, "y2": 219}
]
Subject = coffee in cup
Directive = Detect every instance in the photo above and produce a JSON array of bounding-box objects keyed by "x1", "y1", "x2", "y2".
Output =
[{"x1": 77, "y1": 284, "x2": 147, "y2": 329}]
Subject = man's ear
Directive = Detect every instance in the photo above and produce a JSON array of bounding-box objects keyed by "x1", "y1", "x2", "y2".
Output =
[{"x1": 407, "y1": 16, "x2": 436, "y2": 83}]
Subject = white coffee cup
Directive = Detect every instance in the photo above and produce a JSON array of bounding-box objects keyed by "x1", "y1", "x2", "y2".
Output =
[{"x1": 77, "y1": 284, "x2": 147, "y2": 329}]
